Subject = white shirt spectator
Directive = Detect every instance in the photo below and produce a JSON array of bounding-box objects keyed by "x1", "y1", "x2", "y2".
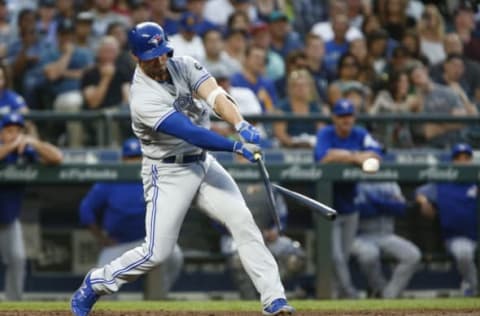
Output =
[
  {"x1": 203, "y1": 0, "x2": 257, "y2": 26},
  {"x1": 229, "y1": 86, "x2": 262, "y2": 115},
  {"x1": 406, "y1": 0, "x2": 425, "y2": 21},
  {"x1": 311, "y1": 21, "x2": 363, "y2": 42},
  {"x1": 420, "y1": 39, "x2": 446, "y2": 65},
  {"x1": 200, "y1": 52, "x2": 241, "y2": 78},
  {"x1": 169, "y1": 34, "x2": 206, "y2": 61}
]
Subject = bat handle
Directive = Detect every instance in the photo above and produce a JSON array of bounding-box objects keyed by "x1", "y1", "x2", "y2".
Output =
[{"x1": 254, "y1": 152, "x2": 262, "y2": 161}]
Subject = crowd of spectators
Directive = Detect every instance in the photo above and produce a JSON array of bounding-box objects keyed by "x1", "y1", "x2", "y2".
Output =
[{"x1": 0, "y1": 0, "x2": 479, "y2": 149}]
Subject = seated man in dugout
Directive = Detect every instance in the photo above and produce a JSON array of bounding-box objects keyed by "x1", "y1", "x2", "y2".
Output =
[{"x1": 415, "y1": 143, "x2": 478, "y2": 297}]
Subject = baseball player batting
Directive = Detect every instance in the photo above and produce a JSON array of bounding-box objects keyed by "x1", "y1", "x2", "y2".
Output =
[{"x1": 71, "y1": 22, "x2": 294, "y2": 316}]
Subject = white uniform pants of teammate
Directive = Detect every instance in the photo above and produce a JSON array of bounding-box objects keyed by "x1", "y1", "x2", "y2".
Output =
[
  {"x1": 331, "y1": 212, "x2": 358, "y2": 298},
  {"x1": 97, "y1": 240, "x2": 183, "y2": 299},
  {"x1": 89, "y1": 154, "x2": 285, "y2": 306},
  {"x1": 351, "y1": 233, "x2": 421, "y2": 298},
  {"x1": 446, "y1": 237, "x2": 478, "y2": 295},
  {"x1": 0, "y1": 220, "x2": 26, "y2": 300}
]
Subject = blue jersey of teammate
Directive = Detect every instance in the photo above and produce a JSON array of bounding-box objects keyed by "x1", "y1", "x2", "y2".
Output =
[
  {"x1": 0, "y1": 89, "x2": 27, "y2": 115},
  {"x1": 0, "y1": 115, "x2": 37, "y2": 226},
  {"x1": 79, "y1": 182, "x2": 147, "y2": 243},
  {"x1": 0, "y1": 113, "x2": 38, "y2": 225},
  {"x1": 355, "y1": 182, "x2": 406, "y2": 219},
  {"x1": 79, "y1": 138, "x2": 146, "y2": 243},
  {"x1": 314, "y1": 101, "x2": 382, "y2": 214},
  {"x1": 416, "y1": 182, "x2": 478, "y2": 241},
  {"x1": 0, "y1": 148, "x2": 37, "y2": 225}
]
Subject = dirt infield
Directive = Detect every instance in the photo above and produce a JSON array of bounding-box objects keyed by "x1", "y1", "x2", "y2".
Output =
[{"x1": 1, "y1": 310, "x2": 479, "y2": 316}]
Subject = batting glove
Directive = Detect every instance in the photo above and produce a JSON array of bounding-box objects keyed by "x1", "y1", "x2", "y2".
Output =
[
  {"x1": 235, "y1": 120, "x2": 260, "y2": 144},
  {"x1": 233, "y1": 141, "x2": 261, "y2": 163}
]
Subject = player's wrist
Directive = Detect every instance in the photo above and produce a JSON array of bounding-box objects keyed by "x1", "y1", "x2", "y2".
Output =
[
  {"x1": 234, "y1": 120, "x2": 248, "y2": 132},
  {"x1": 232, "y1": 141, "x2": 242, "y2": 153}
]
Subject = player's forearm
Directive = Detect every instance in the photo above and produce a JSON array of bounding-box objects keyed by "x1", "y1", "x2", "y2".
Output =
[
  {"x1": 415, "y1": 194, "x2": 436, "y2": 218},
  {"x1": 274, "y1": 122, "x2": 294, "y2": 147},
  {"x1": 424, "y1": 123, "x2": 464, "y2": 139},
  {"x1": 369, "y1": 196, "x2": 406, "y2": 216},
  {"x1": 87, "y1": 224, "x2": 110, "y2": 244},
  {"x1": 197, "y1": 77, "x2": 243, "y2": 126},
  {"x1": 320, "y1": 149, "x2": 358, "y2": 164},
  {"x1": 34, "y1": 141, "x2": 63, "y2": 165},
  {"x1": 213, "y1": 94, "x2": 243, "y2": 126}
]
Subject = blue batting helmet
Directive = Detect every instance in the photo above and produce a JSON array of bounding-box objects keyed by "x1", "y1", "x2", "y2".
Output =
[
  {"x1": 122, "y1": 137, "x2": 142, "y2": 158},
  {"x1": 128, "y1": 22, "x2": 174, "y2": 61}
]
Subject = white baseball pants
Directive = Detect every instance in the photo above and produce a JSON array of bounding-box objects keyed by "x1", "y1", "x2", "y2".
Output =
[
  {"x1": 0, "y1": 220, "x2": 26, "y2": 301},
  {"x1": 446, "y1": 237, "x2": 478, "y2": 293},
  {"x1": 331, "y1": 212, "x2": 359, "y2": 298},
  {"x1": 89, "y1": 154, "x2": 285, "y2": 306},
  {"x1": 351, "y1": 233, "x2": 421, "y2": 298},
  {"x1": 96, "y1": 240, "x2": 183, "y2": 298}
]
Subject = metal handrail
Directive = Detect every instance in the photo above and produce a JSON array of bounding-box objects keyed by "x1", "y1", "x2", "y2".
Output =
[{"x1": 22, "y1": 110, "x2": 480, "y2": 123}]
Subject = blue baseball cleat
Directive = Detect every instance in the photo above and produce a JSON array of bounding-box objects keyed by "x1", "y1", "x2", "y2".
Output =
[
  {"x1": 263, "y1": 298, "x2": 295, "y2": 315},
  {"x1": 71, "y1": 272, "x2": 100, "y2": 316}
]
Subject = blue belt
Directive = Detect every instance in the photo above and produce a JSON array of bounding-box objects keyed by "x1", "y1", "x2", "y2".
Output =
[{"x1": 162, "y1": 151, "x2": 206, "y2": 164}]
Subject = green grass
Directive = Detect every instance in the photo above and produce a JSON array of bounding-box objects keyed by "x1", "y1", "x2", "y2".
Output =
[{"x1": 0, "y1": 298, "x2": 479, "y2": 311}]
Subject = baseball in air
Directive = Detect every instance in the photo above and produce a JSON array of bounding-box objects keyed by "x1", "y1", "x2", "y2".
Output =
[{"x1": 362, "y1": 157, "x2": 380, "y2": 173}]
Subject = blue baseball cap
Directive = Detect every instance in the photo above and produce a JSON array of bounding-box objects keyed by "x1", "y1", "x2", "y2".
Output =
[
  {"x1": 180, "y1": 12, "x2": 200, "y2": 33},
  {"x1": 332, "y1": 99, "x2": 355, "y2": 116},
  {"x1": 1, "y1": 112, "x2": 25, "y2": 129},
  {"x1": 451, "y1": 143, "x2": 473, "y2": 159},
  {"x1": 122, "y1": 137, "x2": 142, "y2": 158}
]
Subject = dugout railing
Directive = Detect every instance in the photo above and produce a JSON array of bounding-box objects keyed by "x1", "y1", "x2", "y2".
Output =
[
  {"x1": 20, "y1": 110, "x2": 480, "y2": 147},
  {"x1": 0, "y1": 162, "x2": 478, "y2": 298}
]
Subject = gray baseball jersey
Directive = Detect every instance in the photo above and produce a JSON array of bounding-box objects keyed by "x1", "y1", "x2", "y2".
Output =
[{"x1": 130, "y1": 56, "x2": 211, "y2": 159}]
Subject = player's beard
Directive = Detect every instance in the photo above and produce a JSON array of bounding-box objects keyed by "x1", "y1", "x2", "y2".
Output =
[{"x1": 140, "y1": 59, "x2": 169, "y2": 81}]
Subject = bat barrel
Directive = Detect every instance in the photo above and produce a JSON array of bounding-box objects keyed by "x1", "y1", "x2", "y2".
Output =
[{"x1": 272, "y1": 184, "x2": 337, "y2": 221}]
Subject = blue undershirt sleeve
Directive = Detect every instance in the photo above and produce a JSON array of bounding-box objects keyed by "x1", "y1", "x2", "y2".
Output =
[
  {"x1": 356, "y1": 200, "x2": 379, "y2": 218},
  {"x1": 156, "y1": 111, "x2": 237, "y2": 152},
  {"x1": 366, "y1": 194, "x2": 407, "y2": 217},
  {"x1": 314, "y1": 129, "x2": 331, "y2": 162}
]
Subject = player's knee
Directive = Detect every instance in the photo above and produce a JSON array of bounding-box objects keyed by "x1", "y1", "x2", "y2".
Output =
[
  {"x1": 357, "y1": 253, "x2": 379, "y2": 265},
  {"x1": 405, "y1": 247, "x2": 422, "y2": 265},
  {"x1": 148, "y1": 244, "x2": 176, "y2": 266},
  {"x1": 148, "y1": 253, "x2": 170, "y2": 266},
  {"x1": 398, "y1": 247, "x2": 422, "y2": 266},
  {"x1": 354, "y1": 246, "x2": 379, "y2": 265}
]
